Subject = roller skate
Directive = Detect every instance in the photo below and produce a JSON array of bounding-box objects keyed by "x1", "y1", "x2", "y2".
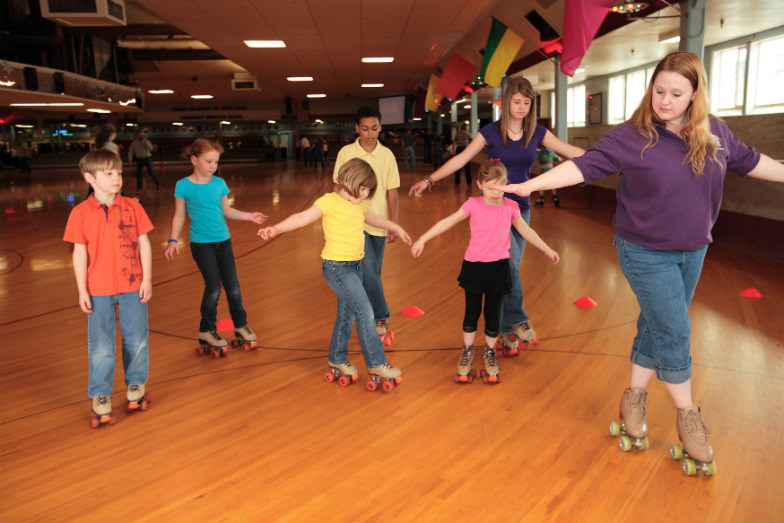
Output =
[
  {"x1": 125, "y1": 384, "x2": 151, "y2": 413},
  {"x1": 196, "y1": 330, "x2": 229, "y2": 359},
  {"x1": 534, "y1": 195, "x2": 545, "y2": 207},
  {"x1": 670, "y1": 406, "x2": 717, "y2": 476},
  {"x1": 376, "y1": 319, "x2": 394, "y2": 346},
  {"x1": 232, "y1": 325, "x2": 259, "y2": 352},
  {"x1": 512, "y1": 322, "x2": 537, "y2": 345},
  {"x1": 480, "y1": 345, "x2": 501, "y2": 384},
  {"x1": 366, "y1": 362, "x2": 402, "y2": 392},
  {"x1": 454, "y1": 345, "x2": 476, "y2": 384},
  {"x1": 325, "y1": 360, "x2": 359, "y2": 387},
  {"x1": 89, "y1": 396, "x2": 116, "y2": 428},
  {"x1": 609, "y1": 387, "x2": 649, "y2": 451},
  {"x1": 499, "y1": 333, "x2": 527, "y2": 357}
]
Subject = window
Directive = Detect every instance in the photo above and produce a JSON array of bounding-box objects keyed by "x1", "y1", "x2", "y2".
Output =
[
  {"x1": 608, "y1": 66, "x2": 656, "y2": 124},
  {"x1": 567, "y1": 84, "x2": 586, "y2": 127},
  {"x1": 710, "y1": 32, "x2": 784, "y2": 116},
  {"x1": 608, "y1": 75, "x2": 626, "y2": 124}
]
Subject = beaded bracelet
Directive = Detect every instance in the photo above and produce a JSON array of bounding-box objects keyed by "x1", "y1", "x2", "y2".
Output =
[
  {"x1": 167, "y1": 239, "x2": 178, "y2": 243},
  {"x1": 423, "y1": 175, "x2": 432, "y2": 191}
]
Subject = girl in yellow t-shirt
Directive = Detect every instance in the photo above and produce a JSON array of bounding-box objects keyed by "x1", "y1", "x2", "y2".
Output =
[{"x1": 258, "y1": 158, "x2": 411, "y2": 391}]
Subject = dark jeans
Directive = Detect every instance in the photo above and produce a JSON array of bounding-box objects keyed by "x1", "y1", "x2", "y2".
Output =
[
  {"x1": 463, "y1": 289, "x2": 504, "y2": 338},
  {"x1": 135, "y1": 157, "x2": 160, "y2": 191},
  {"x1": 190, "y1": 239, "x2": 247, "y2": 332}
]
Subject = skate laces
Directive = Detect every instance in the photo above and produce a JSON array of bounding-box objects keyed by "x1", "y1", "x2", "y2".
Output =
[
  {"x1": 96, "y1": 396, "x2": 110, "y2": 407},
  {"x1": 459, "y1": 347, "x2": 473, "y2": 366},
  {"x1": 684, "y1": 408, "x2": 710, "y2": 444},
  {"x1": 630, "y1": 391, "x2": 647, "y2": 423},
  {"x1": 484, "y1": 346, "x2": 498, "y2": 367}
]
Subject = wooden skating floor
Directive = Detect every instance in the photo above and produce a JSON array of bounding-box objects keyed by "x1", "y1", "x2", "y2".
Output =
[{"x1": 1, "y1": 161, "x2": 783, "y2": 522}]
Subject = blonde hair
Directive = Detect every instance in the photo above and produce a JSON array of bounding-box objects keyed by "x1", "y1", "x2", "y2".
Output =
[
  {"x1": 629, "y1": 51, "x2": 719, "y2": 176},
  {"x1": 79, "y1": 149, "x2": 122, "y2": 175},
  {"x1": 335, "y1": 158, "x2": 378, "y2": 198},
  {"x1": 477, "y1": 159, "x2": 508, "y2": 186},
  {"x1": 499, "y1": 77, "x2": 538, "y2": 148}
]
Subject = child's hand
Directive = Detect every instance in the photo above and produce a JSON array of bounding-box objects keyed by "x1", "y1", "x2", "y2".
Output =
[
  {"x1": 78, "y1": 291, "x2": 93, "y2": 314},
  {"x1": 387, "y1": 230, "x2": 398, "y2": 244},
  {"x1": 163, "y1": 242, "x2": 179, "y2": 260},
  {"x1": 397, "y1": 228, "x2": 412, "y2": 246},
  {"x1": 249, "y1": 212, "x2": 268, "y2": 225},
  {"x1": 547, "y1": 250, "x2": 560, "y2": 265},
  {"x1": 411, "y1": 240, "x2": 425, "y2": 258},
  {"x1": 257, "y1": 227, "x2": 278, "y2": 240},
  {"x1": 491, "y1": 182, "x2": 531, "y2": 197},
  {"x1": 139, "y1": 280, "x2": 152, "y2": 303}
]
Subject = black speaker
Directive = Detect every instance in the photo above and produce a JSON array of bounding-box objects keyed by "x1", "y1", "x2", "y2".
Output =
[
  {"x1": 284, "y1": 96, "x2": 293, "y2": 114},
  {"x1": 53, "y1": 72, "x2": 65, "y2": 94},
  {"x1": 23, "y1": 67, "x2": 38, "y2": 91},
  {"x1": 301, "y1": 99, "x2": 309, "y2": 111},
  {"x1": 135, "y1": 91, "x2": 143, "y2": 110},
  {"x1": 525, "y1": 10, "x2": 559, "y2": 41}
]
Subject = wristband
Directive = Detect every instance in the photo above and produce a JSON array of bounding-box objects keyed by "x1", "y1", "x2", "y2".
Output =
[
  {"x1": 168, "y1": 239, "x2": 178, "y2": 244},
  {"x1": 423, "y1": 175, "x2": 432, "y2": 191}
]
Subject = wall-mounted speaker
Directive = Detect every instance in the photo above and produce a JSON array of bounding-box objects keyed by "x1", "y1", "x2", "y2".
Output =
[
  {"x1": 301, "y1": 99, "x2": 309, "y2": 111},
  {"x1": 284, "y1": 96, "x2": 293, "y2": 115},
  {"x1": 23, "y1": 67, "x2": 38, "y2": 91}
]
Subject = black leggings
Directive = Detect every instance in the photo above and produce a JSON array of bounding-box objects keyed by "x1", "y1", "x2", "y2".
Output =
[{"x1": 462, "y1": 289, "x2": 504, "y2": 338}]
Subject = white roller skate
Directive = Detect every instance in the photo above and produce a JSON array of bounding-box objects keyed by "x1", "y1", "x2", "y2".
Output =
[
  {"x1": 196, "y1": 330, "x2": 229, "y2": 359},
  {"x1": 232, "y1": 325, "x2": 259, "y2": 352},
  {"x1": 90, "y1": 396, "x2": 115, "y2": 428},
  {"x1": 454, "y1": 345, "x2": 476, "y2": 384},
  {"x1": 126, "y1": 384, "x2": 151, "y2": 413},
  {"x1": 367, "y1": 362, "x2": 402, "y2": 392},
  {"x1": 480, "y1": 345, "x2": 501, "y2": 384},
  {"x1": 325, "y1": 360, "x2": 359, "y2": 387}
]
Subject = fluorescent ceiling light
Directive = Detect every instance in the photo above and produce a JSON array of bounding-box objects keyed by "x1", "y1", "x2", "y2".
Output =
[
  {"x1": 172, "y1": 122, "x2": 184, "y2": 126},
  {"x1": 576, "y1": 68, "x2": 585, "y2": 74},
  {"x1": 15, "y1": 124, "x2": 34, "y2": 128},
  {"x1": 220, "y1": 121, "x2": 231, "y2": 125},
  {"x1": 362, "y1": 57, "x2": 394, "y2": 63},
  {"x1": 148, "y1": 89, "x2": 174, "y2": 94},
  {"x1": 463, "y1": 104, "x2": 471, "y2": 109},
  {"x1": 267, "y1": 120, "x2": 276, "y2": 124},
  {"x1": 191, "y1": 94, "x2": 213, "y2": 99},
  {"x1": 307, "y1": 93, "x2": 326, "y2": 98},
  {"x1": 244, "y1": 40, "x2": 286, "y2": 48},
  {"x1": 0, "y1": 80, "x2": 16, "y2": 87},
  {"x1": 87, "y1": 108, "x2": 111, "y2": 113},
  {"x1": 362, "y1": 83, "x2": 384, "y2": 88},
  {"x1": 659, "y1": 30, "x2": 681, "y2": 44},
  {"x1": 12, "y1": 102, "x2": 84, "y2": 107},
  {"x1": 287, "y1": 76, "x2": 313, "y2": 82}
]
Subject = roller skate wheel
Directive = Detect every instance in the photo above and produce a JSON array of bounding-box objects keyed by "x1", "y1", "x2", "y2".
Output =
[
  {"x1": 638, "y1": 436, "x2": 649, "y2": 450},
  {"x1": 231, "y1": 339, "x2": 240, "y2": 348},
  {"x1": 366, "y1": 380, "x2": 378, "y2": 392},
  {"x1": 324, "y1": 371, "x2": 336, "y2": 383},
  {"x1": 706, "y1": 460, "x2": 717, "y2": 476},
  {"x1": 682, "y1": 458, "x2": 697, "y2": 476},
  {"x1": 669, "y1": 443, "x2": 683, "y2": 460},
  {"x1": 195, "y1": 346, "x2": 205, "y2": 357},
  {"x1": 382, "y1": 380, "x2": 395, "y2": 392},
  {"x1": 90, "y1": 412, "x2": 100, "y2": 429},
  {"x1": 455, "y1": 374, "x2": 470, "y2": 384},
  {"x1": 529, "y1": 338, "x2": 539, "y2": 346},
  {"x1": 210, "y1": 348, "x2": 221, "y2": 359},
  {"x1": 338, "y1": 375, "x2": 352, "y2": 387},
  {"x1": 618, "y1": 435, "x2": 632, "y2": 452},
  {"x1": 609, "y1": 420, "x2": 621, "y2": 436}
]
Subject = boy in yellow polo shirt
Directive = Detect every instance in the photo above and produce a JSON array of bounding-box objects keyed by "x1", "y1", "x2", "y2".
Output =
[
  {"x1": 332, "y1": 106, "x2": 400, "y2": 343},
  {"x1": 259, "y1": 159, "x2": 411, "y2": 391}
]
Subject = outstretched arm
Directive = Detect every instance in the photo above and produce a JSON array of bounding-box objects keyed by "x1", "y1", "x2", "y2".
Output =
[
  {"x1": 511, "y1": 217, "x2": 559, "y2": 264},
  {"x1": 222, "y1": 195, "x2": 269, "y2": 224},
  {"x1": 257, "y1": 205, "x2": 322, "y2": 240},
  {"x1": 494, "y1": 160, "x2": 585, "y2": 198},
  {"x1": 409, "y1": 133, "x2": 487, "y2": 196},
  {"x1": 411, "y1": 208, "x2": 468, "y2": 257},
  {"x1": 748, "y1": 154, "x2": 784, "y2": 183},
  {"x1": 365, "y1": 210, "x2": 412, "y2": 245},
  {"x1": 541, "y1": 130, "x2": 585, "y2": 159}
]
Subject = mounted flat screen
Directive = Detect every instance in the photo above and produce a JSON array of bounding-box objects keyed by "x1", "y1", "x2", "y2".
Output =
[{"x1": 379, "y1": 95, "x2": 406, "y2": 125}]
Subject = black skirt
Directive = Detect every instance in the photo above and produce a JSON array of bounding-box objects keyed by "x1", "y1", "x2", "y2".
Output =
[{"x1": 457, "y1": 259, "x2": 511, "y2": 295}]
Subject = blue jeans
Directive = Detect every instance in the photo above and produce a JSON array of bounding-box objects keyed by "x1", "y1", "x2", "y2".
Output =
[
  {"x1": 87, "y1": 291, "x2": 149, "y2": 397},
  {"x1": 403, "y1": 145, "x2": 416, "y2": 171},
  {"x1": 614, "y1": 235, "x2": 707, "y2": 384},
  {"x1": 190, "y1": 240, "x2": 247, "y2": 332},
  {"x1": 322, "y1": 259, "x2": 387, "y2": 369},
  {"x1": 500, "y1": 208, "x2": 531, "y2": 333},
  {"x1": 135, "y1": 157, "x2": 160, "y2": 191},
  {"x1": 361, "y1": 232, "x2": 389, "y2": 322}
]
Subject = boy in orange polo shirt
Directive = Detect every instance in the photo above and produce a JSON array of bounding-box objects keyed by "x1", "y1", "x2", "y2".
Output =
[{"x1": 63, "y1": 150, "x2": 154, "y2": 428}]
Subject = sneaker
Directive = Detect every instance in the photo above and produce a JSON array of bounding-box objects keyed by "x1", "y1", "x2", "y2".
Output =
[
  {"x1": 235, "y1": 325, "x2": 257, "y2": 342},
  {"x1": 456, "y1": 345, "x2": 474, "y2": 376},
  {"x1": 534, "y1": 196, "x2": 545, "y2": 207},
  {"x1": 127, "y1": 384, "x2": 146, "y2": 403},
  {"x1": 511, "y1": 322, "x2": 536, "y2": 343},
  {"x1": 676, "y1": 406, "x2": 714, "y2": 463},
  {"x1": 198, "y1": 330, "x2": 228, "y2": 347},
  {"x1": 328, "y1": 360, "x2": 358, "y2": 376},
  {"x1": 92, "y1": 396, "x2": 112, "y2": 416},
  {"x1": 368, "y1": 362, "x2": 401, "y2": 379},
  {"x1": 619, "y1": 387, "x2": 648, "y2": 438}
]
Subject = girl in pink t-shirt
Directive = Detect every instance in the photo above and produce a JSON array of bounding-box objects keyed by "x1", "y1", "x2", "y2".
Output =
[{"x1": 411, "y1": 160, "x2": 559, "y2": 384}]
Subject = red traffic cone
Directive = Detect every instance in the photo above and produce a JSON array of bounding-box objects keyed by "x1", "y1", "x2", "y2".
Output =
[
  {"x1": 573, "y1": 296, "x2": 598, "y2": 308},
  {"x1": 216, "y1": 317, "x2": 235, "y2": 330},
  {"x1": 400, "y1": 305, "x2": 425, "y2": 317},
  {"x1": 739, "y1": 287, "x2": 764, "y2": 299}
]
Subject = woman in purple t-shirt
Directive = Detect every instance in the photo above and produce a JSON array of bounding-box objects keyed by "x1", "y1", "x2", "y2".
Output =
[
  {"x1": 411, "y1": 160, "x2": 559, "y2": 384},
  {"x1": 409, "y1": 77, "x2": 583, "y2": 355},
  {"x1": 497, "y1": 52, "x2": 784, "y2": 475}
]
